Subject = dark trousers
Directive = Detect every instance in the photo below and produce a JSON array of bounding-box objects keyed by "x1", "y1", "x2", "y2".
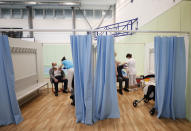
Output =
[
  {"x1": 117, "y1": 76, "x2": 129, "y2": 91},
  {"x1": 71, "y1": 76, "x2": 75, "y2": 103},
  {"x1": 53, "y1": 76, "x2": 68, "y2": 93}
]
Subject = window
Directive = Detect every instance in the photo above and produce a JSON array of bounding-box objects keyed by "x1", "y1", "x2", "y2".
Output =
[
  {"x1": 85, "y1": 10, "x2": 93, "y2": 18},
  {"x1": 22, "y1": 9, "x2": 28, "y2": 19},
  {"x1": 1, "y1": 8, "x2": 11, "y2": 18},
  {"x1": 55, "y1": 9, "x2": 63, "y2": 18},
  {"x1": 104, "y1": 10, "x2": 112, "y2": 18},
  {"x1": 35, "y1": 9, "x2": 44, "y2": 18},
  {"x1": 64, "y1": 9, "x2": 72, "y2": 18},
  {"x1": 75, "y1": 10, "x2": 83, "y2": 18},
  {"x1": 45, "y1": 9, "x2": 54, "y2": 18},
  {"x1": 12, "y1": 9, "x2": 21, "y2": 19},
  {"x1": 94, "y1": 10, "x2": 102, "y2": 18}
]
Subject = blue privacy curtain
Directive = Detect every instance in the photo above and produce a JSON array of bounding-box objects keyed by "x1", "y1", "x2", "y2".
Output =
[
  {"x1": 70, "y1": 35, "x2": 93, "y2": 125},
  {"x1": 155, "y1": 36, "x2": 186, "y2": 119},
  {"x1": 0, "y1": 36, "x2": 23, "y2": 125},
  {"x1": 93, "y1": 35, "x2": 120, "y2": 122}
]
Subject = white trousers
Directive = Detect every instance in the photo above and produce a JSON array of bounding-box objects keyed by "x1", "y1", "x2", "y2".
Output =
[
  {"x1": 66, "y1": 68, "x2": 74, "y2": 91},
  {"x1": 129, "y1": 74, "x2": 137, "y2": 86}
]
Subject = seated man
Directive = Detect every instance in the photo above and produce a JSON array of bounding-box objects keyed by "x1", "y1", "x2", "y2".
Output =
[
  {"x1": 49, "y1": 62, "x2": 68, "y2": 96},
  {"x1": 115, "y1": 60, "x2": 129, "y2": 95}
]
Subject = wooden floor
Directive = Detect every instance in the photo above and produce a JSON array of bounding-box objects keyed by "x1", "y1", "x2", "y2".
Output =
[{"x1": 1, "y1": 87, "x2": 191, "y2": 131}]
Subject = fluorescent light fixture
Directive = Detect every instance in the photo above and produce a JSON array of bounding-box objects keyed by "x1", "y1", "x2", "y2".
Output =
[
  {"x1": 25, "y1": 2, "x2": 37, "y2": 5},
  {"x1": 0, "y1": 2, "x2": 6, "y2": 4},
  {"x1": 62, "y1": 2, "x2": 79, "y2": 6},
  {"x1": 0, "y1": 1, "x2": 37, "y2": 5},
  {"x1": 0, "y1": 1, "x2": 81, "y2": 6}
]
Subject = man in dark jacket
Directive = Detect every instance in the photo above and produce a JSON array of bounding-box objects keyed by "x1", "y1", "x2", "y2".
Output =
[
  {"x1": 116, "y1": 63, "x2": 129, "y2": 95},
  {"x1": 49, "y1": 62, "x2": 68, "y2": 96},
  {"x1": 115, "y1": 53, "x2": 129, "y2": 95}
]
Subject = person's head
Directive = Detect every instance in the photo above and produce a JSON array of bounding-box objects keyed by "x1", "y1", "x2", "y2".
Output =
[
  {"x1": 61, "y1": 56, "x2": 66, "y2": 61},
  {"x1": 52, "y1": 62, "x2": 57, "y2": 68},
  {"x1": 126, "y1": 53, "x2": 132, "y2": 59}
]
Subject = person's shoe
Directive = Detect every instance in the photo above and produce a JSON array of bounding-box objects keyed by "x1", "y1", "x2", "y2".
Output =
[
  {"x1": 124, "y1": 88, "x2": 129, "y2": 92},
  {"x1": 70, "y1": 95, "x2": 74, "y2": 99},
  {"x1": 62, "y1": 90, "x2": 68, "y2": 93},
  {"x1": 55, "y1": 93, "x2": 58, "y2": 96},
  {"x1": 71, "y1": 102, "x2": 75, "y2": 106},
  {"x1": 117, "y1": 89, "x2": 123, "y2": 95}
]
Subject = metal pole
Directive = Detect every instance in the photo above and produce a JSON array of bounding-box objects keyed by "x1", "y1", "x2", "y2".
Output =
[
  {"x1": 113, "y1": 5, "x2": 116, "y2": 25},
  {"x1": 71, "y1": 7, "x2": 76, "y2": 35},
  {"x1": 78, "y1": 7, "x2": 92, "y2": 30},
  {"x1": 27, "y1": 6, "x2": 34, "y2": 38},
  {"x1": 0, "y1": 29, "x2": 189, "y2": 34},
  {"x1": 96, "y1": 6, "x2": 112, "y2": 28},
  {"x1": 113, "y1": 5, "x2": 116, "y2": 44}
]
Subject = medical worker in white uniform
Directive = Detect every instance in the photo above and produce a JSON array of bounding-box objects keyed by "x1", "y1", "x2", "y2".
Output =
[{"x1": 126, "y1": 53, "x2": 137, "y2": 87}]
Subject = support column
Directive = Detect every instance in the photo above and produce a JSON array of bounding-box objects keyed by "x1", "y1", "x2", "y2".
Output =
[
  {"x1": 72, "y1": 7, "x2": 76, "y2": 35},
  {"x1": 27, "y1": 6, "x2": 34, "y2": 38},
  {"x1": 113, "y1": 4, "x2": 116, "y2": 44},
  {"x1": 113, "y1": 5, "x2": 116, "y2": 24}
]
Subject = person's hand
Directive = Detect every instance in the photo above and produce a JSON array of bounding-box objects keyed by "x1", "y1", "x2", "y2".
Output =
[
  {"x1": 54, "y1": 78, "x2": 58, "y2": 83},
  {"x1": 58, "y1": 65, "x2": 62, "y2": 70},
  {"x1": 116, "y1": 61, "x2": 120, "y2": 65}
]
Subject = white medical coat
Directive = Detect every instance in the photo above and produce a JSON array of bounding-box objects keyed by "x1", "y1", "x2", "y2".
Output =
[{"x1": 126, "y1": 58, "x2": 136, "y2": 75}]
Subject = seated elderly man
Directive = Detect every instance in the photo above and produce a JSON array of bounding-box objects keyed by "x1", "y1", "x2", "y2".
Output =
[
  {"x1": 115, "y1": 52, "x2": 129, "y2": 95},
  {"x1": 49, "y1": 62, "x2": 68, "y2": 96},
  {"x1": 115, "y1": 62, "x2": 129, "y2": 95}
]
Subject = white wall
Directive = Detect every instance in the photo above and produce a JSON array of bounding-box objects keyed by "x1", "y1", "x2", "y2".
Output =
[
  {"x1": 0, "y1": 19, "x2": 29, "y2": 37},
  {"x1": 114, "y1": 43, "x2": 145, "y2": 75},
  {"x1": 33, "y1": 18, "x2": 72, "y2": 43},
  {"x1": 116, "y1": 0, "x2": 182, "y2": 27},
  {"x1": 33, "y1": 17, "x2": 113, "y2": 43},
  {"x1": 0, "y1": 16, "x2": 113, "y2": 43}
]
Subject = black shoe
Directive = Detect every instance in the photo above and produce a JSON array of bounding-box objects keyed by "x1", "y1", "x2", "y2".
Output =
[
  {"x1": 117, "y1": 89, "x2": 123, "y2": 95},
  {"x1": 71, "y1": 102, "x2": 75, "y2": 106},
  {"x1": 124, "y1": 88, "x2": 129, "y2": 92},
  {"x1": 62, "y1": 90, "x2": 68, "y2": 93},
  {"x1": 70, "y1": 95, "x2": 74, "y2": 99},
  {"x1": 55, "y1": 93, "x2": 58, "y2": 96}
]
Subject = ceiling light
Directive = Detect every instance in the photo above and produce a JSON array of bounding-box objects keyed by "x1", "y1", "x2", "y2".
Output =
[
  {"x1": 61, "y1": 2, "x2": 81, "y2": 6},
  {"x1": 0, "y1": 1, "x2": 81, "y2": 6},
  {"x1": 0, "y1": 2, "x2": 6, "y2": 4},
  {"x1": 25, "y1": 2, "x2": 37, "y2": 5}
]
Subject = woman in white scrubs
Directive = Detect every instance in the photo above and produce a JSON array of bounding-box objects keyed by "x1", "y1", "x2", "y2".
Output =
[{"x1": 126, "y1": 53, "x2": 137, "y2": 87}]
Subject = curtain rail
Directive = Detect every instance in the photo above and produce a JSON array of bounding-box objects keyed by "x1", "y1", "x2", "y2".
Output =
[{"x1": 0, "y1": 29, "x2": 190, "y2": 34}]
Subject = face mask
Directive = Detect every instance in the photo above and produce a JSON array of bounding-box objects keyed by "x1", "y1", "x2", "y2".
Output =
[{"x1": 53, "y1": 65, "x2": 57, "y2": 69}]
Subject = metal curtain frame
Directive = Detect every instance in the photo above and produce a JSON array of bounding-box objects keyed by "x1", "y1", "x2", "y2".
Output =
[
  {"x1": 95, "y1": 18, "x2": 138, "y2": 38},
  {"x1": 0, "y1": 29, "x2": 189, "y2": 34}
]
